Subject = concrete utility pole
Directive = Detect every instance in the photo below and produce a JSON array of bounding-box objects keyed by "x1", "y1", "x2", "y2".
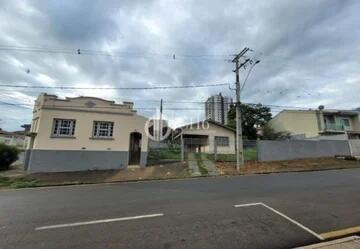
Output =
[{"x1": 232, "y1": 48, "x2": 250, "y2": 171}]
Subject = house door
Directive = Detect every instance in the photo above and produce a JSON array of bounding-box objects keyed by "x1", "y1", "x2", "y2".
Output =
[{"x1": 129, "y1": 132, "x2": 142, "y2": 165}]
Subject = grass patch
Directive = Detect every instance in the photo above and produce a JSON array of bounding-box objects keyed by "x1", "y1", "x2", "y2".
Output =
[
  {"x1": 194, "y1": 153, "x2": 208, "y2": 175},
  {"x1": 205, "y1": 148, "x2": 257, "y2": 162},
  {"x1": 0, "y1": 176, "x2": 41, "y2": 189},
  {"x1": 244, "y1": 148, "x2": 257, "y2": 161},
  {"x1": 147, "y1": 147, "x2": 182, "y2": 165}
]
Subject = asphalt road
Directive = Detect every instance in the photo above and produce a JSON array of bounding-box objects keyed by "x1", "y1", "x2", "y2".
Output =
[{"x1": 1, "y1": 168, "x2": 360, "y2": 249}]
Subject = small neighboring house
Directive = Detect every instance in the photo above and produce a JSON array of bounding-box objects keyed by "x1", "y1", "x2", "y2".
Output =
[
  {"x1": 175, "y1": 120, "x2": 235, "y2": 154},
  {"x1": 25, "y1": 93, "x2": 149, "y2": 173},
  {"x1": 0, "y1": 128, "x2": 30, "y2": 149},
  {"x1": 269, "y1": 108, "x2": 360, "y2": 140}
]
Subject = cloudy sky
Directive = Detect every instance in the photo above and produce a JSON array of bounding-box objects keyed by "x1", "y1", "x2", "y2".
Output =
[{"x1": 0, "y1": 0, "x2": 359, "y2": 131}]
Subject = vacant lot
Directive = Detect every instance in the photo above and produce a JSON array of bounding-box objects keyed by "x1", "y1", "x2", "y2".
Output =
[
  {"x1": 216, "y1": 157, "x2": 360, "y2": 175},
  {"x1": 1, "y1": 157, "x2": 360, "y2": 189},
  {"x1": 29, "y1": 162, "x2": 190, "y2": 186}
]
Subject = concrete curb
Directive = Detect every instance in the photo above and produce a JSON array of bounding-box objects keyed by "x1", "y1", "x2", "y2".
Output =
[{"x1": 295, "y1": 236, "x2": 360, "y2": 248}]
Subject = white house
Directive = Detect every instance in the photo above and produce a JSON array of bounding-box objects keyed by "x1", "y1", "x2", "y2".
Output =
[
  {"x1": 25, "y1": 93, "x2": 149, "y2": 173},
  {"x1": 175, "y1": 120, "x2": 236, "y2": 154}
]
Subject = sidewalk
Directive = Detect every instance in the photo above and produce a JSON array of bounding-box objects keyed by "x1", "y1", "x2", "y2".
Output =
[
  {"x1": 295, "y1": 236, "x2": 360, "y2": 249},
  {"x1": 200, "y1": 153, "x2": 218, "y2": 176},
  {"x1": 187, "y1": 153, "x2": 201, "y2": 176}
]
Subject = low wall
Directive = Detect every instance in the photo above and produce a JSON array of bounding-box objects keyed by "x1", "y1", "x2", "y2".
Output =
[
  {"x1": 257, "y1": 140, "x2": 351, "y2": 162},
  {"x1": 25, "y1": 150, "x2": 148, "y2": 173},
  {"x1": 350, "y1": 140, "x2": 360, "y2": 156}
]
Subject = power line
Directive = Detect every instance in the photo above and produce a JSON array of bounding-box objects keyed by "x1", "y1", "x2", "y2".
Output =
[
  {"x1": 0, "y1": 91, "x2": 319, "y2": 111},
  {"x1": 0, "y1": 82, "x2": 229, "y2": 90},
  {"x1": 0, "y1": 100, "x2": 32, "y2": 109},
  {"x1": 0, "y1": 101, "x2": 206, "y2": 110},
  {"x1": 0, "y1": 95, "x2": 315, "y2": 110},
  {"x1": 0, "y1": 45, "x2": 230, "y2": 61},
  {"x1": 240, "y1": 60, "x2": 260, "y2": 94},
  {"x1": 0, "y1": 101, "x2": 309, "y2": 110}
]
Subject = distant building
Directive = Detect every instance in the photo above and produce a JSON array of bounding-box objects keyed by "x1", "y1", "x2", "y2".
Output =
[
  {"x1": 205, "y1": 93, "x2": 232, "y2": 125},
  {"x1": 0, "y1": 128, "x2": 30, "y2": 149}
]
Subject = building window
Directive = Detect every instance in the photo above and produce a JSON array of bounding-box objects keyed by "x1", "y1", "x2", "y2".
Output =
[
  {"x1": 341, "y1": 118, "x2": 350, "y2": 126},
  {"x1": 341, "y1": 118, "x2": 351, "y2": 129},
  {"x1": 93, "y1": 121, "x2": 114, "y2": 138},
  {"x1": 215, "y1": 136, "x2": 229, "y2": 146},
  {"x1": 52, "y1": 119, "x2": 76, "y2": 136}
]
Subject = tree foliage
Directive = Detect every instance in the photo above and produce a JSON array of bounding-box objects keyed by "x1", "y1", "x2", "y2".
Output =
[
  {"x1": 0, "y1": 143, "x2": 20, "y2": 170},
  {"x1": 261, "y1": 124, "x2": 290, "y2": 140},
  {"x1": 227, "y1": 103, "x2": 272, "y2": 140}
]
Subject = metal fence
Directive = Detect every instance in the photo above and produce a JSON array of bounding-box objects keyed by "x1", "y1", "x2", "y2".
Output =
[
  {"x1": 211, "y1": 146, "x2": 258, "y2": 162},
  {"x1": 147, "y1": 141, "x2": 182, "y2": 165},
  {"x1": 147, "y1": 138, "x2": 360, "y2": 165},
  {"x1": 182, "y1": 139, "x2": 258, "y2": 162}
]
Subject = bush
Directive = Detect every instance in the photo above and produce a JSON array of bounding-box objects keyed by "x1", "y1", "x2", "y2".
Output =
[{"x1": 0, "y1": 143, "x2": 20, "y2": 170}]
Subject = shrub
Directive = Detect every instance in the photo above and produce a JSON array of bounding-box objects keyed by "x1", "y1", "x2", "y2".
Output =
[{"x1": 0, "y1": 143, "x2": 20, "y2": 170}]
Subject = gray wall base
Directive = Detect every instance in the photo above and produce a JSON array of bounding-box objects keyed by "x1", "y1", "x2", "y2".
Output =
[
  {"x1": 257, "y1": 140, "x2": 351, "y2": 162},
  {"x1": 26, "y1": 150, "x2": 149, "y2": 173},
  {"x1": 140, "y1": 152, "x2": 148, "y2": 167}
]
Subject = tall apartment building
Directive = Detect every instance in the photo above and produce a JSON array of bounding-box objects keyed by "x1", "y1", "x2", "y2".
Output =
[{"x1": 205, "y1": 93, "x2": 232, "y2": 125}]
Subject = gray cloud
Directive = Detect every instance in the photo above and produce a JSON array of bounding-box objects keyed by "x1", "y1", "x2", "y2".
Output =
[{"x1": 0, "y1": 0, "x2": 359, "y2": 130}]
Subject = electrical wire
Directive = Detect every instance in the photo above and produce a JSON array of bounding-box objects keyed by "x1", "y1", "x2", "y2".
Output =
[
  {"x1": 0, "y1": 82, "x2": 229, "y2": 90},
  {"x1": 0, "y1": 99, "x2": 316, "y2": 111},
  {"x1": 240, "y1": 62, "x2": 258, "y2": 94},
  {"x1": 0, "y1": 45, "x2": 230, "y2": 61}
]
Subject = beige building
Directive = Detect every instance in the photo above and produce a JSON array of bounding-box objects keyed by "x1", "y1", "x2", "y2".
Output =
[
  {"x1": 25, "y1": 93, "x2": 149, "y2": 172},
  {"x1": 269, "y1": 109, "x2": 360, "y2": 140},
  {"x1": 175, "y1": 120, "x2": 236, "y2": 154}
]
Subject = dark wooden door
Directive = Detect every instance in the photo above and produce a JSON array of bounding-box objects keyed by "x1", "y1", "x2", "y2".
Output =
[{"x1": 129, "y1": 132, "x2": 142, "y2": 165}]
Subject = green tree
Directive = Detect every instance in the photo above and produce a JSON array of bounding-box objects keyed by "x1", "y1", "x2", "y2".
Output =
[
  {"x1": 227, "y1": 103, "x2": 272, "y2": 139},
  {"x1": 0, "y1": 143, "x2": 20, "y2": 170},
  {"x1": 261, "y1": 124, "x2": 290, "y2": 140}
]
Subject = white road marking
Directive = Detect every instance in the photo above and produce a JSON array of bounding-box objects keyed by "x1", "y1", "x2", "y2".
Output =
[
  {"x1": 35, "y1": 213, "x2": 164, "y2": 230},
  {"x1": 234, "y1": 202, "x2": 324, "y2": 240},
  {"x1": 234, "y1": 202, "x2": 263, "y2": 208}
]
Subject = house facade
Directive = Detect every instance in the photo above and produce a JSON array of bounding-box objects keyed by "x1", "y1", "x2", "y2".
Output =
[
  {"x1": 269, "y1": 109, "x2": 360, "y2": 140},
  {"x1": 176, "y1": 120, "x2": 236, "y2": 154},
  {"x1": 25, "y1": 94, "x2": 149, "y2": 173},
  {"x1": 0, "y1": 129, "x2": 30, "y2": 149}
]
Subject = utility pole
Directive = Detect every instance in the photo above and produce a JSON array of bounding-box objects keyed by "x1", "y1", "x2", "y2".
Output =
[{"x1": 232, "y1": 48, "x2": 250, "y2": 171}]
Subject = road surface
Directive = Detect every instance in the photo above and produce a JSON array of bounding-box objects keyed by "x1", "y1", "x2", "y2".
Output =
[{"x1": 1, "y1": 168, "x2": 360, "y2": 249}]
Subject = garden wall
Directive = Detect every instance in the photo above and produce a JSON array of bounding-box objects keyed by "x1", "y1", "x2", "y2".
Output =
[{"x1": 257, "y1": 140, "x2": 351, "y2": 161}]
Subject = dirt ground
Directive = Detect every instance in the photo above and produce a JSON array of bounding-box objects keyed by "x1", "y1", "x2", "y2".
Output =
[
  {"x1": 216, "y1": 157, "x2": 360, "y2": 175},
  {"x1": 30, "y1": 162, "x2": 190, "y2": 185}
]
